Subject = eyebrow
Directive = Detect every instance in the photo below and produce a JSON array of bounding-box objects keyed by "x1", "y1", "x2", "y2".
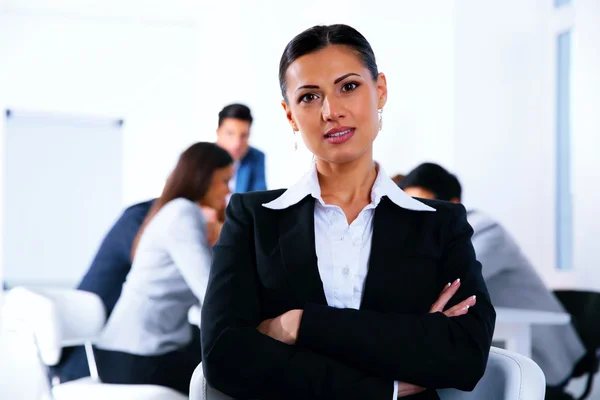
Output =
[{"x1": 294, "y1": 73, "x2": 362, "y2": 94}]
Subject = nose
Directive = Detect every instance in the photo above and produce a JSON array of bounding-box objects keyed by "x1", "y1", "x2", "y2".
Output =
[{"x1": 322, "y1": 96, "x2": 345, "y2": 122}]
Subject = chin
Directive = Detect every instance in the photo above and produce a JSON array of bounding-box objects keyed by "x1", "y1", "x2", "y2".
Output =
[{"x1": 321, "y1": 147, "x2": 367, "y2": 164}]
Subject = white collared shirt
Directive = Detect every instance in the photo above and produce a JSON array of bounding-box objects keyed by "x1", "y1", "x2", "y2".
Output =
[
  {"x1": 263, "y1": 164, "x2": 435, "y2": 397},
  {"x1": 226, "y1": 161, "x2": 241, "y2": 204},
  {"x1": 228, "y1": 160, "x2": 241, "y2": 194}
]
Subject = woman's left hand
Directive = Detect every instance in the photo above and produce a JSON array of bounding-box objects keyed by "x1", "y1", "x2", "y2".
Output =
[{"x1": 257, "y1": 309, "x2": 303, "y2": 345}]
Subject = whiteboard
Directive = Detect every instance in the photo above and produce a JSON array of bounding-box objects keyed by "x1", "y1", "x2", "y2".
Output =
[{"x1": 3, "y1": 110, "x2": 123, "y2": 288}]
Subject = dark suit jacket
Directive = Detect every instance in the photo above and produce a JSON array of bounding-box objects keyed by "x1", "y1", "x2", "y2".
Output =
[
  {"x1": 77, "y1": 200, "x2": 154, "y2": 315},
  {"x1": 201, "y1": 191, "x2": 496, "y2": 400},
  {"x1": 53, "y1": 200, "x2": 153, "y2": 382},
  {"x1": 235, "y1": 146, "x2": 266, "y2": 193}
]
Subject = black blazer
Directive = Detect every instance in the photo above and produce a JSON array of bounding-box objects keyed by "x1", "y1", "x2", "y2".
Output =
[{"x1": 201, "y1": 190, "x2": 496, "y2": 400}]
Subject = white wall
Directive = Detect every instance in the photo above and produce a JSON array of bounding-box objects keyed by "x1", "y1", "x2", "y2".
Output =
[
  {"x1": 451, "y1": 0, "x2": 600, "y2": 289},
  {"x1": 0, "y1": 0, "x2": 456, "y2": 287},
  {"x1": 453, "y1": 0, "x2": 563, "y2": 285},
  {"x1": 1, "y1": 0, "x2": 456, "y2": 198},
  {"x1": 0, "y1": 0, "x2": 598, "y2": 290},
  {"x1": 192, "y1": 0, "x2": 456, "y2": 186}
]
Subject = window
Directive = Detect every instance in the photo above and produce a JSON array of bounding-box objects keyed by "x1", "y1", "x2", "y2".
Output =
[
  {"x1": 556, "y1": 30, "x2": 572, "y2": 270},
  {"x1": 555, "y1": 0, "x2": 572, "y2": 8}
]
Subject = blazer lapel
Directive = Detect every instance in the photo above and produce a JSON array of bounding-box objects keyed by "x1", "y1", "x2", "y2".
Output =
[
  {"x1": 235, "y1": 160, "x2": 251, "y2": 193},
  {"x1": 277, "y1": 197, "x2": 327, "y2": 306},
  {"x1": 361, "y1": 197, "x2": 412, "y2": 310}
]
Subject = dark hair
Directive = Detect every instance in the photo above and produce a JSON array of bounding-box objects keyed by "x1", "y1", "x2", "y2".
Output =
[
  {"x1": 399, "y1": 163, "x2": 462, "y2": 201},
  {"x1": 131, "y1": 142, "x2": 232, "y2": 259},
  {"x1": 278, "y1": 24, "x2": 379, "y2": 101},
  {"x1": 218, "y1": 103, "x2": 253, "y2": 127}
]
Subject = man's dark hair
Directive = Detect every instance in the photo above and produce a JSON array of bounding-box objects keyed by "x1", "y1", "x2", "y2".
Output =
[
  {"x1": 218, "y1": 103, "x2": 253, "y2": 127},
  {"x1": 399, "y1": 162, "x2": 462, "y2": 201}
]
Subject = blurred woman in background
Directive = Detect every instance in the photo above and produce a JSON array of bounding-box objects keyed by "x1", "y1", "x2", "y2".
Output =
[{"x1": 94, "y1": 141, "x2": 233, "y2": 395}]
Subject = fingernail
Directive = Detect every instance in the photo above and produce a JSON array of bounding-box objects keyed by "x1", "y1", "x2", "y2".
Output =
[
  {"x1": 472, "y1": 295, "x2": 476, "y2": 300},
  {"x1": 454, "y1": 278, "x2": 460, "y2": 285},
  {"x1": 465, "y1": 305, "x2": 470, "y2": 310},
  {"x1": 447, "y1": 282, "x2": 451, "y2": 287}
]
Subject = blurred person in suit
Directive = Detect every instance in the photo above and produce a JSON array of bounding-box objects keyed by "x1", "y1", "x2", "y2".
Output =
[
  {"x1": 216, "y1": 103, "x2": 267, "y2": 193},
  {"x1": 400, "y1": 162, "x2": 586, "y2": 397}
]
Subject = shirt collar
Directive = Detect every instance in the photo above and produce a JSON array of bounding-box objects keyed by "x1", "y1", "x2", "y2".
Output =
[{"x1": 262, "y1": 163, "x2": 435, "y2": 212}]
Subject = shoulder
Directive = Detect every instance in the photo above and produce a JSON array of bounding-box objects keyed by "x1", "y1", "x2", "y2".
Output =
[
  {"x1": 160, "y1": 198, "x2": 202, "y2": 218},
  {"x1": 121, "y1": 199, "x2": 154, "y2": 220},
  {"x1": 400, "y1": 198, "x2": 475, "y2": 244},
  {"x1": 245, "y1": 146, "x2": 265, "y2": 162},
  {"x1": 227, "y1": 189, "x2": 286, "y2": 220},
  {"x1": 149, "y1": 199, "x2": 205, "y2": 238},
  {"x1": 412, "y1": 197, "x2": 467, "y2": 222},
  {"x1": 102, "y1": 199, "x2": 153, "y2": 239},
  {"x1": 466, "y1": 210, "x2": 501, "y2": 233},
  {"x1": 230, "y1": 189, "x2": 285, "y2": 209}
]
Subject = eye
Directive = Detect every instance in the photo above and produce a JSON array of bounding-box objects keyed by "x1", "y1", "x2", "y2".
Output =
[
  {"x1": 341, "y1": 82, "x2": 359, "y2": 92},
  {"x1": 299, "y1": 93, "x2": 319, "y2": 103}
]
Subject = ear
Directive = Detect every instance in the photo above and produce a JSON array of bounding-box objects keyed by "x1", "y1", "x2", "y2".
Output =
[
  {"x1": 450, "y1": 197, "x2": 461, "y2": 204},
  {"x1": 281, "y1": 100, "x2": 299, "y2": 132},
  {"x1": 376, "y1": 72, "x2": 388, "y2": 110}
]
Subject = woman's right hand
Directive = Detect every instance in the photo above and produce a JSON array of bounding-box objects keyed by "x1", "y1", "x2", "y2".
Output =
[{"x1": 396, "y1": 279, "x2": 477, "y2": 398}]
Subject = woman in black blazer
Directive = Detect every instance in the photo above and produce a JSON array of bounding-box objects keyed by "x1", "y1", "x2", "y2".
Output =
[{"x1": 201, "y1": 24, "x2": 496, "y2": 400}]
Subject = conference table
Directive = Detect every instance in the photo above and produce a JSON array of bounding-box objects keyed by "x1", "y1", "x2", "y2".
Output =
[
  {"x1": 188, "y1": 305, "x2": 571, "y2": 359},
  {"x1": 493, "y1": 307, "x2": 571, "y2": 358}
]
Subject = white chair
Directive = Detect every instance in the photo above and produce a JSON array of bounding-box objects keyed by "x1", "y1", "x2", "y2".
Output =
[
  {"x1": 2, "y1": 287, "x2": 187, "y2": 400},
  {"x1": 190, "y1": 347, "x2": 545, "y2": 400},
  {"x1": 438, "y1": 346, "x2": 546, "y2": 399}
]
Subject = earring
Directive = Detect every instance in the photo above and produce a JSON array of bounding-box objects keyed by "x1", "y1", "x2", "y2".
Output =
[
  {"x1": 293, "y1": 131, "x2": 298, "y2": 151},
  {"x1": 378, "y1": 108, "x2": 384, "y2": 131}
]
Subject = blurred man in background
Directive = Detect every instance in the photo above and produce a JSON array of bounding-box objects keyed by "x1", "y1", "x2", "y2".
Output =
[
  {"x1": 400, "y1": 162, "x2": 585, "y2": 398},
  {"x1": 216, "y1": 103, "x2": 266, "y2": 193}
]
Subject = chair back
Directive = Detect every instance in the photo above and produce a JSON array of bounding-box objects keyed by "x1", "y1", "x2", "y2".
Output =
[
  {"x1": 191, "y1": 347, "x2": 545, "y2": 400},
  {"x1": 554, "y1": 290, "x2": 600, "y2": 399},
  {"x1": 3, "y1": 287, "x2": 106, "y2": 366},
  {"x1": 553, "y1": 290, "x2": 600, "y2": 355},
  {"x1": 439, "y1": 347, "x2": 546, "y2": 400}
]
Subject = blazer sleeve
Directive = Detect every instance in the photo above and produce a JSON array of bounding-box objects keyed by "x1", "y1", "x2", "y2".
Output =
[
  {"x1": 296, "y1": 204, "x2": 496, "y2": 391},
  {"x1": 250, "y1": 150, "x2": 267, "y2": 191},
  {"x1": 163, "y1": 202, "x2": 213, "y2": 304},
  {"x1": 201, "y1": 194, "x2": 392, "y2": 400}
]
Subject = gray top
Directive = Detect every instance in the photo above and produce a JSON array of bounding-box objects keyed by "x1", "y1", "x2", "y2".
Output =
[
  {"x1": 96, "y1": 198, "x2": 211, "y2": 355},
  {"x1": 468, "y1": 209, "x2": 585, "y2": 385}
]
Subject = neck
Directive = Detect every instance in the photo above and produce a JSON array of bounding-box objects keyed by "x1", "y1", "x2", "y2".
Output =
[{"x1": 316, "y1": 149, "x2": 377, "y2": 205}]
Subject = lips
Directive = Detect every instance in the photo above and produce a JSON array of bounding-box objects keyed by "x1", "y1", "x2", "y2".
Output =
[
  {"x1": 324, "y1": 127, "x2": 355, "y2": 138},
  {"x1": 324, "y1": 127, "x2": 355, "y2": 144}
]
